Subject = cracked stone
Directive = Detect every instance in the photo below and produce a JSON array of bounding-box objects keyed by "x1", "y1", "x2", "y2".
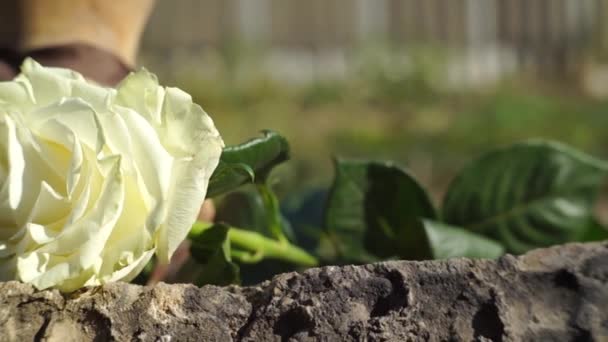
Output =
[{"x1": 0, "y1": 242, "x2": 607, "y2": 341}]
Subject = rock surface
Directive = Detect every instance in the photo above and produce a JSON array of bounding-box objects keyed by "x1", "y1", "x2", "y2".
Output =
[{"x1": 1, "y1": 242, "x2": 607, "y2": 341}]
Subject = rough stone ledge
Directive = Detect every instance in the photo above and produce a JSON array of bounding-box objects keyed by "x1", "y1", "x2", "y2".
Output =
[{"x1": 1, "y1": 241, "x2": 607, "y2": 342}]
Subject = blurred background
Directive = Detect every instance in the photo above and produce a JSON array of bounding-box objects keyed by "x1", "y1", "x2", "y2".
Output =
[{"x1": 140, "y1": 0, "x2": 608, "y2": 201}]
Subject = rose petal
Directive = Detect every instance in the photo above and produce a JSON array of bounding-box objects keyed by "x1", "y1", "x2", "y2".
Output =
[
  {"x1": 20, "y1": 59, "x2": 81, "y2": 106},
  {"x1": 116, "y1": 69, "x2": 164, "y2": 124},
  {"x1": 1, "y1": 61, "x2": 224, "y2": 291},
  {"x1": 104, "y1": 248, "x2": 155, "y2": 284},
  {"x1": 156, "y1": 144, "x2": 221, "y2": 262},
  {"x1": 160, "y1": 88, "x2": 223, "y2": 156}
]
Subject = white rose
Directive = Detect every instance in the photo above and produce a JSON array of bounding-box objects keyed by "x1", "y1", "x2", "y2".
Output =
[{"x1": 0, "y1": 59, "x2": 223, "y2": 291}]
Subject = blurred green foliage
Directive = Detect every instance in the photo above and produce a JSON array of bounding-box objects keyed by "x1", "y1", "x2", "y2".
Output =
[
  {"x1": 166, "y1": 45, "x2": 608, "y2": 202},
  {"x1": 152, "y1": 45, "x2": 608, "y2": 285},
  {"x1": 194, "y1": 137, "x2": 608, "y2": 286}
]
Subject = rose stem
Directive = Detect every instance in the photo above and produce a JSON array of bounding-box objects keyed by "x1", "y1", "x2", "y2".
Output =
[{"x1": 190, "y1": 221, "x2": 319, "y2": 267}]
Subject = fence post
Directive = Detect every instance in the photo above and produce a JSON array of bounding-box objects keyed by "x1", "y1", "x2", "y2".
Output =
[
  {"x1": 355, "y1": 0, "x2": 389, "y2": 42},
  {"x1": 236, "y1": 0, "x2": 271, "y2": 44}
]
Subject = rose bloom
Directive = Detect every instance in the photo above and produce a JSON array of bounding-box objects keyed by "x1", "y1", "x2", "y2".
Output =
[{"x1": 0, "y1": 59, "x2": 223, "y2": 291}]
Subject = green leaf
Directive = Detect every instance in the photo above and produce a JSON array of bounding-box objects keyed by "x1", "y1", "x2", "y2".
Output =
[
  {"x1": 281, "y1": 188, "x2": 328, "y2": 252},
  {"x1": 256, "y1": 183, "x2": 290, "y2": 242},
  {"x1": 207, "y1": 163, "x2": 255, "y2": 198},
  {"x1": 421, "y1": 219, "x2": 505, "y2": 259},
  {"x1": 207, "y1": 131, "x2": 289, "y2": 197},
  {"x1": 189, "y1": 223, "x2": 240, "y2": 286},
  {"x1": 216, "y1": 190, "x2": 269, "y2": 233},
  {"x1": 216, "y1": 188, "x2": 295, "y2": 241},
  {"x1": 580, "y1": 218, "x2": 608, "y2": 242},
  {"x1": 442, "y1": 140, "x2": 608, "y2": 254},
  {"x1": 324, "y1": 159, "x2": 437, "y2": 262}
]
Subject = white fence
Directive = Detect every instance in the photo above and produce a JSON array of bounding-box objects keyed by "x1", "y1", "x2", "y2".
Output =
[{"x1": 141, "y1": 0, "x2": 606, "y2": 84}]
